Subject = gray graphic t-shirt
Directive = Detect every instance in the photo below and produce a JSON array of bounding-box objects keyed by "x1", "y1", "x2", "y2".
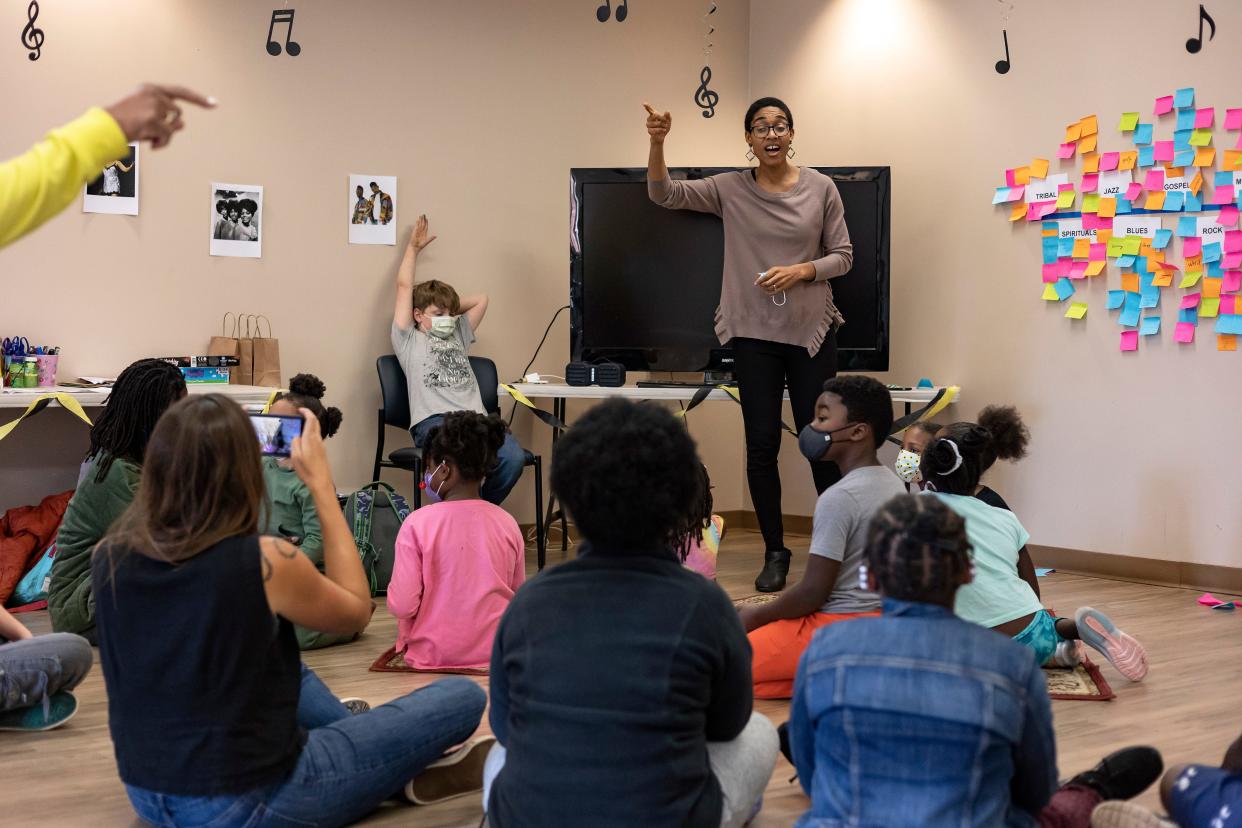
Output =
[{"x1": 391, "y1": 316, "x2": 485, "y2": 429}]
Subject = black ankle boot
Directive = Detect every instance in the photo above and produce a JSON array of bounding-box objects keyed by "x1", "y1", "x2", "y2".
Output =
[
  {"x1": 1068, "y1": 746, "x2": 1163, "y2": 801},
  {"x1": 755, "y1": 549, "x2": 792, "y2": 593}
]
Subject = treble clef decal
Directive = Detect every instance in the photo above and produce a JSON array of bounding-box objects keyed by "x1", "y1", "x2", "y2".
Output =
[
  {"x1": 694, "y1": 65, "x2": 718, "y2": 119},
  {"x1": 21, "y1": 0, "x2": 44, "y2": 62}
]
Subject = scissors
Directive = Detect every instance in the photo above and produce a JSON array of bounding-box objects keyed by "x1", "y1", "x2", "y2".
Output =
[{"x1": 2, "y1": 337, "x2": 30, "y2": 356}]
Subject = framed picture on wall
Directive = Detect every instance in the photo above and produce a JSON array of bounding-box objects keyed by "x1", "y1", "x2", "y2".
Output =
[
  {"x1": 210, "y1": 182, "x2": 264, "y2": 258},
  {"x1": 83, "y1": 143, "x2": 139, "y2": 216},
  {"x1": 348, "y1": 174, "x2": 397, "y2": 245}
]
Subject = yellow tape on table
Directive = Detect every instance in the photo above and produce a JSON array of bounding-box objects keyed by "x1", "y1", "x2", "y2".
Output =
[
  {"x1": 500, "y1": 384, "x2": 567, "y2": 430},
  {"x1": 0, "y1": 392, "x2": 94, "y2": 442}
]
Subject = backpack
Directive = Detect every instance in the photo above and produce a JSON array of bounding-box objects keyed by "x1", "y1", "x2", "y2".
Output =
[{"x1": 342, "y1": 482, "x2": 411, "y2": 595}]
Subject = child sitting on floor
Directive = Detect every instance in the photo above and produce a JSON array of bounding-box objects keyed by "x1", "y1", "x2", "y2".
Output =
[
  {"x1": 972, "y1": 404, "x2": 1030, "y2": 510},
  {"x1": 680, "y1": 463, "x2": 723, "y2": 580},
  {"x1": 921, "y1": 419, "x2": 1149, "y2": 681},
  {"x1": 894, "y1": 421, "x2": 941, "y2": 490},
  {"x1": 264, "y1": 373, "x2": 357, "y2": 651},
  {"x1": 386, "y1": 411, "x2": 524, "y2": 671},
  {"x1": 788, "y1": 493, "x2": 1162, "y2": 828},
  {"x1": 738, "y1": 376, "x2": 906, "y2": 699}
]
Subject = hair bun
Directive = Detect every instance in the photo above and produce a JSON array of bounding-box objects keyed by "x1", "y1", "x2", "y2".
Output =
[
  {"x1": 321, "y1": 406, "x2": 343, "y2": 439},
  {"x1": 926, "y1": 437, "x2": 961, "y2": 476},
  {"x1": 977, "y1": 404, "x2": 1030, "y2": 462},
  {"x1": 287, "y1": 373, "x2": 326, "y2": 400}
]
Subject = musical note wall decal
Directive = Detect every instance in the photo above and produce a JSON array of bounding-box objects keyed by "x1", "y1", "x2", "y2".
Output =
[
  {"x1": 994, "y1": 29, "x2": 1011, "y2": 74},
  {"x1": 266, "y1": 9, "x2": 301, "y2": 57},
  {"x1": 694, "y1": 66, "x2": 718, "y2": 119},
  {"x1": 595, "y1": 0, "x2": 627, "y2": 23},
  {"x1": 21, "y1": 0, "x2": 44, "y2": 62},
  {"x1": 1186, "y1": 4, "x2": 1216, "y2": 53}
]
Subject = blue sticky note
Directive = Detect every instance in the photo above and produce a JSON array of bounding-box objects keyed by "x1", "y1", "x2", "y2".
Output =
[
  {"x1": 1175, "y1": 149, "x2": 1196, "y2": 167},
  {"x1": 992, "y1": 187, "x2": 1010, "y2": 205},
  {"x1": 1180, "y1": 308, "x2": 1198, "y2": 324},
  {"x1": 1043, "y1": 221, "x2": 1059, "y2": 232},
  {"x1": 1058, "y1": 237, "x2": 1076, "y2": 257},
  {"x1": 1164, "y1": 191, "x2": 1185, "y2": 212},
  {"x1": 1179, "y1": 216, "x2": 1199, "y2": 236},
  {"x1": 1117, "y1": 198, "x2": 1133, "y2": 214},
  {"x1": 1117, "y1": 254, "x2": 1137, "y2": 268},
  {"x1": 1136, "y1": 256, "x2": 1151, "y2": 276},
  {"x1": 1204, "y1": 242, "x2": 1223, "y2": 263},
  {"x1": 1184, "y1": 191, "x2": 1202, "y2": 212},
  {"x1": 1174, "y1": 129, "x2": 1193, "y2": 150},
  {"x1": 1218, "y1": 315, "x2": 1242, "y2": 335},
  {"x1": 1177, "y1": 109, "x2": 1197, "y2": 131},
  {"x1": 1154, "y1": 228, "x2": 1173, "y2": 249},
  {"x1": 1043, "y1": 243, "x2": 1059, "y2": 265},
  {"x1": 1216, "y1": 170, "x2": 1234, "y2": 187},
  {"x1": 1138, "y1": 146, "x2": 1155, "y2": 167},
  {"x1": 1140, "y1": 286, "x2": 1161, "y2": 308},
  {"x1": 1208, "y1": 261, "x2": 1224, "y2": 279},
  {"x1": 1175, "y1": 87, "x2": 1195, "y2": 108},
  {"x1": 1107, "y1": 290, "x2": 1125, "y2": 310},
  {"x1": 1140, "y1": 272, "x2": 1155, "y2": 289},
  {"x1": 1054, "y1": 277, "x2": 1074, "y2": 301},
  {"x1": 1140, "y1": 316, "x2": 1161, "y2": 335},
  {"x1": 1133, "y1": 123, "x2": 1153, "y2": 146},
  {"x1": 1120, "y1": 292, "x2": 1142, "y2": 326}
]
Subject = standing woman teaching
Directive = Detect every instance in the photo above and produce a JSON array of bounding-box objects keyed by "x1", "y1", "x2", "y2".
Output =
[{"x1": 646, "y1": 97, "x2": 853, "y2": 593}]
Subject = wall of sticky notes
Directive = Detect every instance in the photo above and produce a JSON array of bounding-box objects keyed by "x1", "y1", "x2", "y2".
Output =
[{"x1": 995, "y1": 88, "x2": 1242, "y2": 354}]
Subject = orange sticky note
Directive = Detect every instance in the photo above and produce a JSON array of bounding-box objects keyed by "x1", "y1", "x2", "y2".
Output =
[
  {"x1": 1140, "y1": 239, "x2": 1155, "y2": 257},
  {"x1": 1085, "y1": 260, "x2": 1106, "y2": 276},
  {"x1": 1186, "y1": 254, "x2": 1204, "y2": 269},
  {"x1": 1219, "y1": 334, "x2": 1237, "y2": 351},
  {"x1": 1072, "y1": 237, "x2": 1091, "y2": 258},
  {"x1": 1010, "y1": 202, "x2": 1026, "y2": 221},
  {"x1": 1145, "y1": 191, "x2": 1167, "y2": 210},
  {"x1": 1121, "y1": 272, "x2": 1140, "y2": 293},
  {"x1": 1118, "y1": 151, "x2": 1138, "y2": 171},
  {"x1": 1225, "y1": 150, "x2": 1242, "y2": 171},
  {"x1": 1066, "y1": 122, "x2": 1083, "y2": 142},
  {"x1": 1014, "y1": 166, "x2": 1031, "y2": 185},
  {"x1": 1030, "y1": 158, "x2": 1050, "y2": 179},
  {"x1": 1165, "y1": 166, "x2": 1186, "y2": 178},
  {"x1": 1194, "y1": 147, "x2": 1216, "y2": 167},
  {"x1": 1205, "y1": 277, "x2": 1223, "y2": 299},
  {"x1": 1153, "y1": 269, "x2": 1173, "y2": 286},
  {"x1": 1191, "y1": 170, "x2": 1204, "y2": 196},
  {"x1": 1096, "y1": 228, "x2": 1114, "y2": 244},
  {"x1": 1082, "y1": 153, "x2": 1100, "y2": 174},
  {"x1": 1098, "y1": 197, "x2": 1117, "y2": 218},
  {"x1": 1079, "y1": 134, "x2": 1098, "y2": 154},
  {"x1": 1080, "y1": 115, "x2": 1099, "y2": 136}
]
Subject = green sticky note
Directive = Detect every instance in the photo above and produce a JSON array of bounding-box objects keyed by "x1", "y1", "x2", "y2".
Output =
[
  {"x1": 1107, "y1": 237, "x2": 1126, "y2": 258},
  {"x1": 1202, "y1": 298, "x2": 1221, "y2": 318},
  {"x1": 1119, "y1": 112, "x2": 1140, "y2": 131},
  {"x1": 1065, "y1": 302, "x2": 1088, "y2": 319},
  {"x1": 1190, "y1": 128, "x2": 1213, "y2": 147},
  {"x1": 1056, "y1": 189, "x2": 1076, "y2": 210},
  {"x1": 1180, "y1": 270, "x2": 1203, "y2": 289},
  {"x1": 1042, "y1": 283, "x2": 1059, "y2": 301},
  {"x1": 1083, "y1": 193, "x2": 1101, "y2": 213},
  {"x1": 1122, "y1": 236, "x2": 1143, "y2": 256}
]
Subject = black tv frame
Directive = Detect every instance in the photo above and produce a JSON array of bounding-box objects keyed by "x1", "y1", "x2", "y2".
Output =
[{"x1": 569, "y1": 166, "x2": 891, "y2": 373}]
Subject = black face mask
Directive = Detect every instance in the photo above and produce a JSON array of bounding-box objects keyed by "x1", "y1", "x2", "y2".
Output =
[{"x1": 797, "y1": 422, "x2": 858, "y2": 462}]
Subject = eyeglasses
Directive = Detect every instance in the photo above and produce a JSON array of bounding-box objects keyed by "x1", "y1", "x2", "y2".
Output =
[{"x1": 749, "y1": 123, "x2": 790, "y2": 138}]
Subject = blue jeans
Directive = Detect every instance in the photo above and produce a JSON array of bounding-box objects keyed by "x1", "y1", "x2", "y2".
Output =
[
  {"x1": 125, "y1": 665, "x2": 486, "y2": 828},
  {"x1": 411, "y1": 414, "x2": 525, "y2": 505}
]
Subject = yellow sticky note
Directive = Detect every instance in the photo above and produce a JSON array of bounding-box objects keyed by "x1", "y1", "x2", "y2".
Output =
[
  {"x1": 1085, "y1": 260, "x2": 1106, "y2": 276},
  {"x1": 1082, "y1": 153, "x2": 1100, "y2": 174},
  {"x1": 1084, "y1": 192, "x2": 1101, "y2": 213},
  {"x1": 1201, "y1": 297, "x2": 1221, "y2": 317},
  {"x1": 1066, "y1": 122, "x2": 1083, "y2": 142},
  {"x1": 1065, "y1": 302, "x2": 1088, "y2": 319},
  {"x1": 1153, "y1": 269, "x2": 1173, "y2": 286},
  {"x1": 1098, "y1": 197, "x2": 1117, "y2": 218},
  {"x1": 1119, "y1": 112, "x2": 1140, "y2": 131},
  {"x1": 1145, "y1": 191, "x2": 1167, "y2": 210},
  {"x1": 1030, "y1": 158, "x2": 1050, "y2": 179},
  {"x1": 1204, "y1": 277, "x2": 1223, "y2": 299},
  {"x1": 1079, "y1": 134, "x2": 1098, "y2": 153},
  {"x1": 1014, "y1": 166, "x2": 1031, "y2": 185},
  {"x1": 1121, "y1": 272, "x2": 1140, "y2": 293},
  {"x1": 1072, "y1": 237, "x2": 1090, "y2": 258},
  {"x1": 1080, "y1": 115, "x2": 1099, "y2": 136},
  {"x1": 1122, "y1": 236, "x2": 1142, "y2": 255},
  {"x1": 1010, "y1": 202, "x2": 1027, "y2": 221},
  {"x1": 1118, "y1": 151, "x2": 1138, "y2": 171},
  {"x1": 1190, "y1": 128, "x2": 1213, "y2": 147},
  {"x1": 1225, "y1": 150, "x2": 1242, "y2": 171},
  {"x1": 1219, "y1": 334, "x2": 1237, "y2": 352},
  {"x1": 1057, "y1": 189, "x2": 1077, "y2": 210},
  {"x1": 1194, "y1": 147, "x2": 1216, "y2": 167},
  {"x1": 1180, "y1": 270, "x2": 1203, "y2": 289},
  {"x1": 1042, "y1": 283, "x2": 1060, "y2": 301}
]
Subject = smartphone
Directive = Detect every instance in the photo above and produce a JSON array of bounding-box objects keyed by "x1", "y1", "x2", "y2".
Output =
[{"x1": 249, "y1": 414, "x2": 303, "y2": 457}]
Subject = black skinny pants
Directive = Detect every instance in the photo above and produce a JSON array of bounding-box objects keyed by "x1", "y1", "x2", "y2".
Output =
[{"x1": 732, "y1": 335, "x2": 842, "y2": 553}]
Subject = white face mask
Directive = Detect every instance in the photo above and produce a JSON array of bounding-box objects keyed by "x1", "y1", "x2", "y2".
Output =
[
  {"x1": 895, "y1": 449, "x2": 922, "y2": 483},
  {"x1": 427, "y1": 315, "x2": 456, "y2": 339}
]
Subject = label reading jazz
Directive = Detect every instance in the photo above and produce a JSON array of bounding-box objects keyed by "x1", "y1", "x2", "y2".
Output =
[
  {"x1": 1025, "y1": 174, "x2": 1069, "y2": 203},
  {"x1": 1097, "y1": 171, "x2": 1133, "y2": 198},
  {"x1": 1057, "y1": 218, "x2": 1097, "y2": 241},
  {"x1": 1115, "y1": 217, "x2": 1163, "y2": 238}
]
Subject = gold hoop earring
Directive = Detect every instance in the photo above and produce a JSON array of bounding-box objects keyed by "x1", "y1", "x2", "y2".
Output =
[
  {"x1": 746, "y1": 148, "x2": 756, "y2": 161},
  {"x1": 787, "y1": 145, "x2": 796, "y2": 159}
]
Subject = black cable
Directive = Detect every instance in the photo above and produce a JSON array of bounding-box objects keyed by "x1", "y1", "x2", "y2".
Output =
[{"x1": 507, "y1": 304, "x2": 571, "y2": 426}]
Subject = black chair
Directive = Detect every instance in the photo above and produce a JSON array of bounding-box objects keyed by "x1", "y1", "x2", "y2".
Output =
[{"x1": 373, "y1": 354, "x2": 547, "y2": 569}]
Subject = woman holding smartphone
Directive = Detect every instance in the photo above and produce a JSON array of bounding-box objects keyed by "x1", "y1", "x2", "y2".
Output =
[
  {"x1": 645, "y1": 96, "x2": 854, "y2": 593},
  {"x1": 91, "y1": 394, "x2": 490, "y2": 826}
]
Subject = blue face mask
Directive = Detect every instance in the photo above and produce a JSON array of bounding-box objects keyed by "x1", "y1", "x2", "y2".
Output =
[
  {"x1": 797, "y1": 422, "x2": 859, "y2": 463},
  {"x1": 421, "y1": 462, "x2": 447, "y2": 503}
]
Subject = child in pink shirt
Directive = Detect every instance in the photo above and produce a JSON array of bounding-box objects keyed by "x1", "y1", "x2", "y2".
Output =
[{"x1": 387, "y1": 412, "x2": 525, "y2": 670}]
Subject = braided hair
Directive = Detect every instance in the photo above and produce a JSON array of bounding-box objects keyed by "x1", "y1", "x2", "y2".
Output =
[
  {"x1": 273, "y1": 373, "x2": 342, "y2": 438},
  {"x1": 88, "y1": 359, "x2": 187, "y2": 483},
  {"x1": 425, "y1": 411, "x2": 507, "y2": 482},
  {"x1": 670, "y1": 463, "x2": 714, "y2": 562},
  {"x1": 865, "y1": 494, "x2": 972, "y2": 604}
]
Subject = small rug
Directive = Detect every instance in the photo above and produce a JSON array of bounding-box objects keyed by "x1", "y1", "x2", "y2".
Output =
[
  {"x1": 1043, "y1": 657, "x2": 1114, "y2": 701},
  {"x1": 6, "y1": 600, "x2": 47, "y2": 614},
  {"x1": 368, "y1": 645, "x2": 488, "y2": 675},
  {"x1": 732, "y1": 593, "x2": 780, "y2": 609}
]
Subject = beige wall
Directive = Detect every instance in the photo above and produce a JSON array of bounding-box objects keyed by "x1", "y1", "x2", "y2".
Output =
[
  {"x1": 750, "y1": 0, "x2": 1242, "y2": 565},
  {"x1": 0, "y1": 0, "x2": 752, "y2": 517}
]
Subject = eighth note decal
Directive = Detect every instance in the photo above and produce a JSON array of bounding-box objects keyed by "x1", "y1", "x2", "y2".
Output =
[{"x1": 266, "y1": 8, "x2": 301, "y2": 57}]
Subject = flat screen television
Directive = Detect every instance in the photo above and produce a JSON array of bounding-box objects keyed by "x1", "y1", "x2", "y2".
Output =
[{"x1": 569, "y1": 166, "x2": 890, "y2": 373}]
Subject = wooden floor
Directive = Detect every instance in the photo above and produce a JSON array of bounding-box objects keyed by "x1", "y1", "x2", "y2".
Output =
[{"x1": 8, "y1": 529, "x2": 1239, "y2": 827}]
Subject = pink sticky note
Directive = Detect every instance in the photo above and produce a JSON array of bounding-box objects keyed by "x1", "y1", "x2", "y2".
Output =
[
  {"x1": 1219, "y1": 206, "x2": 1241, "y2": 227},
  {"x1": 1100, "y1": 152, "x2": 1120, "y2": 172},
  {"x1": 1125, "y1": 182, "x2": 1143, "y2": 201},
  {"x1": 1058, "y1": 142, "x2": 1076, "y2": 159},
  {"x1": 1006, "y1": 168, "x2": 1017, "y2": 187},
  {"x1": 1175, "y1": 322, "x2": 1196, "y2": 343},
  {"x1": 1223, "y1": 295, "x2": 1238, "y2": 313},
  {"x1": 1225, "y1": 272, "x2": 1242, "y2": 294},
  {"x1": 1143, "y1": 170, "x2": 1165, "y2": 190},
  {"x1": 1185, "y1": 237, "x2": 1203, "y2": 257},
  {"x1": 1154, "y1": 141, "x2": 1175, "y2": 161},
  {"x1": 1090, "y1": 242, "x2": 1108, "y2": 261},
  {"x1": 1083, "y1": 213, "x2": 1113, "y2": 231},
  {"x1": 1009, "y1": 185, "x2": 1025, "y2": 201},
  {"x1": 1042, "y1": 263, "x2": 1060, "y2": 281},
  {"x1": 1069, "y1": 261, "x2": 1089, "y2": 279},
  {"x1": 1025, "y1": 203, "x2": 1042, "y2": 221},
  {"x1": 1058, "y1": 182, "x2": 1074, "y2": 192},
  {"x1": 1181, "y1": 292, "x2": 1201, "y2": 309},
  {"x1": 1196, "y1": 108, "x2": 1215, "y2": 128},
  {"x1": 1227, "y1": 230, "x2": 1242, "y2": 254},
  {"x1": 1200, "y1": 592, "x2": 1225, "y2": 607},
  {"x1": 1212, "y1": 186, "x2": 1236, "y2": 206},
  {"x1": 1081, "y1": 173, "x2": 1100, "y2": 192},
  {"x1": 1155, "y1": 95, "x2": 1174, "y2": 115},
  {"x1": 1227, "y1": 109, "x2": 1242, "y2": 130},
  {"x1": 1226, "y1": 253, "x2": 1242, "y2": 270},
  {"x1": 1121, "y1": 330, "x2": 1139, "y2": 352}
]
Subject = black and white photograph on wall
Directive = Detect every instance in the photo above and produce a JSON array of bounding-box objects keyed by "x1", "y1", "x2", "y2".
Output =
[
  {"x1": 348, "y1": 174, "x2": 397, "y2": 245},
  {"x1": 83, "y1": 143, "x2": 139, "y2": 215},
  {"x1": 210, "y1": 183, "x2": 263, "y2": 258}
]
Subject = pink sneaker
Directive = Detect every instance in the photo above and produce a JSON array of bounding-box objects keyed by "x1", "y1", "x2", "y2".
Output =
[{"x1": 1076, "y1": 607, "x2": 1148, "y2": 682}]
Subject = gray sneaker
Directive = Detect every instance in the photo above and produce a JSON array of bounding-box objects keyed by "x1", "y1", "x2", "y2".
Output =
[
  {"x1": 0, "y1": 691, "x2": 78, "y2": 732},
  {"x1": 341, "y1": 697, "x2": 371, "y2": 715},
  {"x1": 405, "y1": 736, "x2": 496, "y2": 805}
]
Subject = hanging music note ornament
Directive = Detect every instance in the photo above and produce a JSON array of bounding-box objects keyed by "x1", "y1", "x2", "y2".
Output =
[
  {"x1": 994, "y1": 29, "x2": 1011, "y2": 74},
  {"x1": 1186, "y1": 4, "x2": 1216, "y2": 54},
  {"x1": 266, "y1": 9, "x2": 301, "y2": 56},
  {"x1": 694, "y1": 66, "x2": 718, "y2": 119},
  {"x1": 596, "y1": 0, "x2": 628, "y2": 23},
  {"x1": 21, "y1": 0, "x2": 44, "y2": 62}
]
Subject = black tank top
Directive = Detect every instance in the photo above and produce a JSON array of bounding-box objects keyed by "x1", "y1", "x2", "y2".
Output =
[{"x1": 92, "y1": 535, "x2": 303, "y2": 795}]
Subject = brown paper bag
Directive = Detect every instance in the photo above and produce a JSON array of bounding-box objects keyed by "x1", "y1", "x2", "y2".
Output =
[
  {"x1": 207, "y1": 312, "x2": 252, "y2": 385},
  {"x1": 250, "y1": 315, "x2": 281, "y2": 388}
]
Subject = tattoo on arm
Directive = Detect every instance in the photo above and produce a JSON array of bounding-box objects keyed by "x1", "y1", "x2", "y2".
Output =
[
  {"x1": 261, "y1": 553, "x2": 273, "y2": 582},
  {"x1": 278, "y1": 542, "x2": 297, "y2": 559}
]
